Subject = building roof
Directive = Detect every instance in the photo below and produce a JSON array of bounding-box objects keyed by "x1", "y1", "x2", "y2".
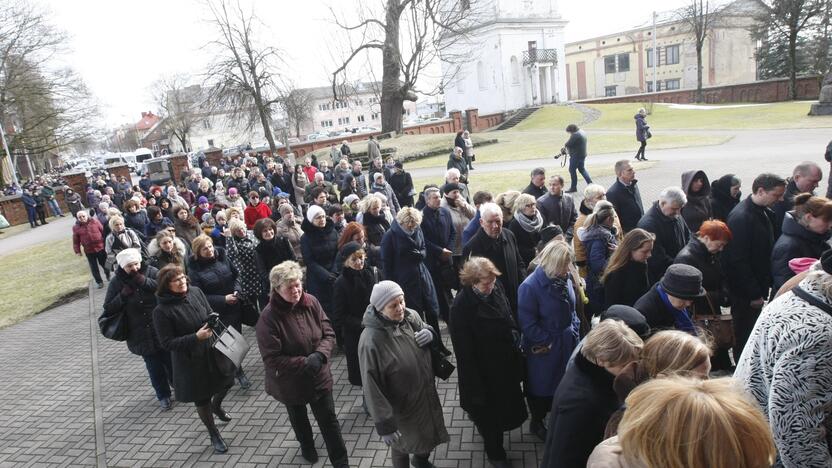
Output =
[
  {"x1": 300, "y1": 81, "x2": 382, "y2": 100},
  {"x1": 135, "y1": 111, "x2": 161, "y2": 131}
]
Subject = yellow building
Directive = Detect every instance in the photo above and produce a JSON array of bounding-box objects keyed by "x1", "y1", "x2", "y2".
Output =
[{"x1": 564, "y1": 1, "x2": 759, "y2": 100}]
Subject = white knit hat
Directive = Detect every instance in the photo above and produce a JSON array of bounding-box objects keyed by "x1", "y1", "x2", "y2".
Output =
[
  {"x1": 370, "y1": 281, "x2": 404, "y2": 311},
  {"x1": 116, "y1": 248, "x2": 142, "y2": 269},
  {"x1": 306, "y1": 204, "x2": 326, "y2": 223}
]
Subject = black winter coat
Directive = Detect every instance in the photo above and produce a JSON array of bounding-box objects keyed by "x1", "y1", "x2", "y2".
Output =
[
  {"x1": 362, "y1": 211, "x2": 390, "y2": 247},
  {"x1": 771, "y1": 212, "x2": 831, "y2": 291},
  {"x1": 380, "y1": 221, "x2": 440, "y2": 320},
  {"x1": 637, "y1": 202, "x2": 691, "y2": 284},
  {"x1": 508, "y1": 217, "x2": 542, "y2": 266},
  {"x1": 255, "y1": 236, "x2": 296, "y2": 294},
  {"x1": 564, "y1": 130, "x2": 587, "y2": 159},
  {"x1": 420, "y1": 205, "x2": 455, "y2": 272},
  {"x1": 633, "y1": 284, "x2": 678, "y2": 331},
  {"x1": 388, "y1": 171, "x2": 414, "y2": 207},
  {"x1": 709, "y1": 174, "x2": 740, "y2": 222},
  {"x1": 450, "y1": 283, "x2": 527, "y2": 431},
  {"x1": 603, "y1": 260, "x2": 651, "y2": 309},
  {"x1": 446, "y1": 154, "x2": 468, "y2": 179},
  {"x1": 723, "y1": 197, "x2": 776, "y2": 300},
  {"x1": 522, "y1": 182, "x2": 547, "y2": 199},
  {"x1": 300, "y1": 218, "x2": 340, "y2": 314},
  {"x1": 606, "y1": 179, "x2": 644, "y2": 233},
  {"x1": 772, "y1": 179, "x2": 802, "y2": 240},
  {"x1": 186, "y1": 248, "x2": 242, "y2": 329},
  {"x1": 541, "y1": 351, "x2": 618, "y2": 468},
  {"x1": 536, "y1": 192, "x2": 577, "y2": 242},
  {"x1": 103, "y1": 264, "x2": 161, "y2": 356},
  {"x1": 674, "y1": 237, "x2": 728, "y2": 314},
  {"x1": 153, "y1": 287, "x2": 234, "y2": 403},
  {"x1": 332, "y1": 266, "x2": 376, "y2": 385},
  {"x1": 463, "y1": 227, "x2": 526, "y2": 314},
  {"x1": 680, "y1": 170, "x2": 712, "y2": 233}
]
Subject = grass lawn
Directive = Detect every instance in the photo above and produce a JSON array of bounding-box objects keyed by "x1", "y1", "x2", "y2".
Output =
[
  {"x1": 0, "y1": 238, "x2": 89, "y2": 329},
  {"x1": 406, "y1": 131, "x2": 729, "y2": 169},
  {"x1": 583, "y1": 101, "x2": 832, "y2": 130},
  {"x1": 412, "y1": 161, "x2": 658, "y2": 197}
]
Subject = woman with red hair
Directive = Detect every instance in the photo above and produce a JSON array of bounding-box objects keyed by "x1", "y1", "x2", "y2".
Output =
[
  {"x1": 674, "y1": 219, "x2": 733, "y2": 369},
  {"x1": 337, "y1": 221, "x2": 380, "y2": 272}
]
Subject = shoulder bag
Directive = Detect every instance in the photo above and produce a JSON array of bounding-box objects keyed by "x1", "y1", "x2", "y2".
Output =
[
  {"x1": 211, "y1": 316, "x2": 251, "y2": 376},
  {"x1": 792, "y1": 286, "x2": 832, "y2": 316},
  {"x1": 98, "y1": 306, "x2": 128, "y2": 341},
  {"x1": 692, "y1": 292, "x2": 734, "y2": 349}
]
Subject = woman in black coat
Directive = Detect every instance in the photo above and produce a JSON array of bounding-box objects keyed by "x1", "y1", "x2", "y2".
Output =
[
  {"x1": 709, "y1": 174, "x2": 741, "y2": 222},
  {"x1": 770, "y1": 194, "x2": 832, "y2": 291},
  {"x1": 153, "y1": 264, "x2": 234, "y2": 454},
  {"x1": 508, "y1": 193, "x2": 544, "y2": 266},
  {"x1": 102, "y1": 252, "x2": 171, "y2": 409},
  {"x1": 361, "y1": 197, "x2": 391, "y2": 248},
  {"x1": 602, "y1": 228, "x2": 654, "y2": 310},
  {"x1": 541, "y1": 319, "x2": 643, "y2": 468},
  {"x1": 388, "y1": 162, "x2": 415, "y2": 207},
  {"x1": 450, "y1": 257, "x2": 526, "y2": 466},
  {"x1": 300, "y1": 205, "x2": 340, "y2": 316},
  {"x1": 186, "y1": 234, "x2": 250, "y2": 389},
  {"x1": 253, "y1": 218, "x2": 296, "y2": 304},
  {"x1": 332, "y1": 242, "x2": 377, "y2": 390}
]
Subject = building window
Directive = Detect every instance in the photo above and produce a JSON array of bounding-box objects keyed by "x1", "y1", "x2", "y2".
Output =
[
  {"x1": 369, "y1": 97, "x2": 379, "y2": 104},
  {"x1": 646, "y1": 48, "x2": 657, "y2": 67},
  {"x1": 605, "y1": 86, "x2": 617, "y2": 97},
  {"x1": 202, "y1": 119, "x2": 211, "y2": 130},
  {"x1": 477, "y1": 61, "x2": 487, "y2": 90},
  {"x1": 510, "y1": 56, "x2": 520, "y2": 84},
  {"x1": 665, "y1": 44, "x2": 680, "y2": 65},
  {"x1": 604, "y1": 56, "x2": 616, "y2": 74},
  {"x1": 337, "y1": 117, "x2": 350, "y2": 125},
  {"x1": 207, "y1": 139, "x2": 214, "y2": 147},
  {"x1": 604, "y1": 54, "x2": 630, "y2": 74},
  {"x1": 357, "y1": 115, "x2": 365, "y2": 122},
  {"x1": 318, "y1": 103, "x2": 331, "y2": 111},
  {"x1": 617, "y1": 53, "x2": 630, "y2": 72},
  {"x1": 665, "y1": 79, "x2": 681, "y2": 90},
  {"x1": 371, "y1": 112, "x2": 379, "y2": 120},
  {"x1": 320, "y1": 120, "x2": 333, "y2": 128},
  {"x1": 647, "y1": 81, "x2": 663, "y2": 92}
]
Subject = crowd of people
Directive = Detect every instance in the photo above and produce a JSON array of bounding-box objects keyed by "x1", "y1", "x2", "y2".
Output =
[{"x1": 65, "y1": 124, "x2": 832, "y2": 468}]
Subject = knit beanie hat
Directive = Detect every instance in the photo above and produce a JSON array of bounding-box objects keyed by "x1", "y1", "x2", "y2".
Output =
[
  {"x1": 339, "y1": 241, "x2": 363, "y2": 264},
  {"x1": 116, "y1": 248, "x2": 142, "y2": 269},
  {"x1": 343, "y1": 194, "x2": 360, "y2": 206},
  {"x1": 306, "y1": 204, "x2": 326, "y2": 223},
  {"x1": 198, "y1": 196, "x2": 209, "y2": 205},
  {"x1": 370, "y1": 281, "x2": 404, "y2": 311},
  {"x1": 278, "y1": 204, "x2": 295, "y2": 216}
]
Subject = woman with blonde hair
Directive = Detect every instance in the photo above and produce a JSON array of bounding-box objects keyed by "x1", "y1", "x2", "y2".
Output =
[
  {"x1": 495, "y1": 190, "x2": 521, "y2": 224},
  {"x1": 451, "y1": 257, "x2": 526, "y2": 467},
  {"x1": 542, "y1": 319, "x2": 644, "y2": 468},
  {"x1": 508, "y1": 193, "x2": 544, "y2": 265},
  {"x1": 518, "y1": 240, "x2": 581, "y2": 440},
  {"x1": 602, "y1": 228, "x2": 654, "y2": 309},
  {"x1": 588, "y1": 376, "x2": 776, "y2": 468},
  {"x1": 580, "y1": 201, "x2": 619, "y2": 315}
]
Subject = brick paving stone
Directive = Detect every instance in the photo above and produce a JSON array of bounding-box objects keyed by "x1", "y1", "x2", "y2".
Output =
[{"x1": 0, "y1": 285, "x2": 548, "y2": 467}]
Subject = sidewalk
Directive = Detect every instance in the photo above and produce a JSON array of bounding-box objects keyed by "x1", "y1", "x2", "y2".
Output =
[{"x1": 0, "y1": 284, "x2": 546, "y2": 467}]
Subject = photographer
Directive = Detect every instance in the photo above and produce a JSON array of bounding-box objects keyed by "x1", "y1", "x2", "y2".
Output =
[
  {"x1": 563, "y1": 124, "x2": 592, "y2": 193},
  {"x1": 153, "y1": 264, "x2": 234, "y2": 454}
]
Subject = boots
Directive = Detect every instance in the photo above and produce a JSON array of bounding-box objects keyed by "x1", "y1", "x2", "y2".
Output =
[
  {"x1": 410, "y1": 453, "x2": 436, "y2": 468},
  {"x1": 212, "y1": 389, "x2": 232, "y2": 422},
  {"x1": 197, "y1": 404, "x2": 228, "y2": 453},
  {"x1": 236, "y1": 367, "x2": 251, "y2": 389}
]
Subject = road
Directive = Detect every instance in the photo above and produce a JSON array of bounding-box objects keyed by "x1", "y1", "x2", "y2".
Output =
[{"x1": 1, "y1": 128, "x2": 830, "y2": 255}]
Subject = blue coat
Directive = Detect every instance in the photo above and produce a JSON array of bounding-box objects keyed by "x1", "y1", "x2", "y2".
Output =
[
  {"x1": 462, "y1": 210, "x2": 481, "y2": 246},
  {"x1": 582, "y1": 224, "x2": 616, "y2": 308},
  {"x1": 420, "y1": 205, "x2": 455, "y2": 272},
  {"x1": 517, "y1": 267, "x2": 580, "y2": 397},
  {"x1": 380, "y1": 220, "x2": 440, "y2": 319}
]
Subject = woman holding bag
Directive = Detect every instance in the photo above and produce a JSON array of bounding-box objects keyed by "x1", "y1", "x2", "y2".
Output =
[{"x1": 153, "y1": 264, "x2": 234, "y2": 454}]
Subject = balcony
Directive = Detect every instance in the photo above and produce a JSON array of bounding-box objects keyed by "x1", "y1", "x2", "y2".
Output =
[{"x1": 522, "y1": 49, "x2": 558, "y2": 67}]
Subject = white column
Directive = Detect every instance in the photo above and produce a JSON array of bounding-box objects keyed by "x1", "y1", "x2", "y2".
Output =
[{"x1": 530, "y1": 65, "x2": 540, "y2": 105}]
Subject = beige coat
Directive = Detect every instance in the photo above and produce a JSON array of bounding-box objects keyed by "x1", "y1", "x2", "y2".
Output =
[{"x1": 587, "y1": 437, "x2": 644, "y2": 468}]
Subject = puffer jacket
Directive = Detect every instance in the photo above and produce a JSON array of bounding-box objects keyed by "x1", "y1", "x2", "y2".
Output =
[
  {"x1": 771, "y1": 212, "x2": 831, "y2": 291},
  {"x1": 73, "y1": 217, "x2": 105, "y2": 254},
  {"x1": 103, "y1": 264, "x2": 161, "y2": 356}
]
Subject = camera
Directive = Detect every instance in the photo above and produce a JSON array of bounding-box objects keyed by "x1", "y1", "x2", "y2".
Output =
[
  {"x1": 554, "y1": 147, "x2": 567, "y2": 160},
  {"x1": 205, "y1": 312, "x2": 220, "y2": 329}
]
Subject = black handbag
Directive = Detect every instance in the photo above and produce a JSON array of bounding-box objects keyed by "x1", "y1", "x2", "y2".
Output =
[
  {"x1": 429, "y1": 341, "x2": 455, "y2": 380},
  {"x1": 98, "y1": 308, "x2": 128, "y2": 341}
]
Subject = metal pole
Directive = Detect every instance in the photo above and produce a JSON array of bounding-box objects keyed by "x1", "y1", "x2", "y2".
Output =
[
  {"x1": 0, "y1": 121, "x2": 18, "y2": 185},
  {"x1": 652, "y1": 11, "x2": 658, "y2": 93}
]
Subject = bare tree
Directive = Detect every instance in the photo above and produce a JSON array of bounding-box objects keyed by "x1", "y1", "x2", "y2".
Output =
[
  {"x1": 752, "y1": 0, "x2": 824, "y2": 99},
  {"x1": 0, "y1": 1, "x2": 99, "y2": 182},
  {"x1": 675, "y1": 1, "x2": 725, "y2": 103},
  {"x1": 280, "y1": 86, "x2": 315, "y2": 138},
  {"x1": 153, "y1": 74, "x2": 201, "y2": 152},
  {"x1": 330, "y1": 0, "x2": 483, "y2": 134},
  {"x1": 202, "y1": 0, "x2": 285, "y2": 154}
]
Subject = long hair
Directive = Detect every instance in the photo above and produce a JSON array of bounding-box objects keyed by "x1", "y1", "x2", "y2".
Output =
[
  {"x1": 338, "y1": 222, "x2": 366, "y2": 250},
  {"x1": 601, "y1": 228, "x2": 655, "y2": 283},
  {"x1": 641, "y1": 330, "x2": 712, "y2": 378},
  {"x1": 619, "y1": 376, "x2": 776, "y2": 468}
]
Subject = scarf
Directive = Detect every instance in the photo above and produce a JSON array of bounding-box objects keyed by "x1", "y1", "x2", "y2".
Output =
[
  {"x1": 657, "y1": 285, "x2": 697, "y2": 335},
  {"x1": 514, "y1": 210, "x2": 543, "y2": 233},
  {"x1": 550, "y1": 274, "x2": 572, "y2": 303}
]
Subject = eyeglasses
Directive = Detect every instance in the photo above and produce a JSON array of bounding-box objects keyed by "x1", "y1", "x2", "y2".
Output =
[{"x1": 171, "y1": 276, "x2": 188, "y2": 284}]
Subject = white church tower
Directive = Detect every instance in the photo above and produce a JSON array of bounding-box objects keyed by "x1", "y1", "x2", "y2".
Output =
[{"x1": 442, "y1": 0, "x2": 568, "y2": 115}]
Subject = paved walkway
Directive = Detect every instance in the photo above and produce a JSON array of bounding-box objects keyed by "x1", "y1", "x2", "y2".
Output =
[{"x1": 0, "y1": 284, "x2": 545, "y2": 467}]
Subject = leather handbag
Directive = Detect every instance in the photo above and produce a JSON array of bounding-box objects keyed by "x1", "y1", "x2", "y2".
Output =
[
  {"x1": 430, "y1": 344, "x2": 455, "y2": 380},
  {"x1": 98, "y1": 307, "x2": 128, "y2": 341},
  {"x1": 693, "y1": 292, "x2": 734, "y2": 349},
  {"x1": 211, "y1": 318, "x2": 251, "y2": 376}
]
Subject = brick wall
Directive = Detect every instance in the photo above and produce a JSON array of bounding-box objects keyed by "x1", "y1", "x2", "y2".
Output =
[
  {"x1": 106, "y1": 164, "x2": 131, "y2": 182},
  {"x1": 0, "y1": 188, "x2": 70, "y2": 227},
  {"x1": 169, "y1": 153, "x2": 190, "y2": 184},
  {"x1": 579, "y1": 76, "x2": 821, "y2": 105}
]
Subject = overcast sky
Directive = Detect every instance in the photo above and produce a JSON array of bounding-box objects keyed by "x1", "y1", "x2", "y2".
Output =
[{"x1": 41, "y1": 0, "x2": 690, "y2": 126}]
